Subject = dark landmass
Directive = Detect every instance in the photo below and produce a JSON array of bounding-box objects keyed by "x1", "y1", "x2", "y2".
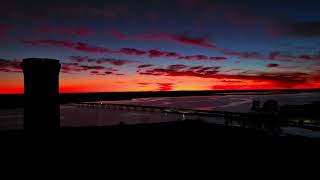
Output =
[
  {"x1": 280, "y1": 101, "x2": 320, "y2": 118},
  {"x1": 1, "y1": 89, "x2": 319, "y2": 108},
  {"x1": 1, "y1": 120, "x2": 319, "y2": 145}
]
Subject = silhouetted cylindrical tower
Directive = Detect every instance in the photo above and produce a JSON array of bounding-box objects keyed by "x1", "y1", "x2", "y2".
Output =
[{"x1": 22, "y1": 58, "x2": 61, "y2": 130}]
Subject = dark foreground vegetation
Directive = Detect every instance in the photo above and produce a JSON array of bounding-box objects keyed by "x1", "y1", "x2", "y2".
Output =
[{"x1": 1, "y1": 120, "x2": 319, "y2": 146}]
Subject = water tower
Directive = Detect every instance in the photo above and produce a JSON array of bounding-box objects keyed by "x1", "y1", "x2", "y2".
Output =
[{"x1": 22, "y1": 58, "x2": 61, "y2": 130}]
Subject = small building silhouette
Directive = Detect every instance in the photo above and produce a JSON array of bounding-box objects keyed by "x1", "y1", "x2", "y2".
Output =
[
  {"x1": 251, "y1": 99, "x2": 279, "y2": 115},
  {"x1": 22, "y1": 58, "x2": 61, "y2": 130},
  {"x1": 262, "y1": 100, "x2": 279, "y2": 114},
  {"x1": 251, "y1": 99, "x2": 261, "y2": 112}
]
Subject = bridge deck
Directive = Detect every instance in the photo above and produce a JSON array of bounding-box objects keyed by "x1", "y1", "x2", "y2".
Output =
[{"x1": 75, "y1": 102, "x2": 249, "y2": 117}]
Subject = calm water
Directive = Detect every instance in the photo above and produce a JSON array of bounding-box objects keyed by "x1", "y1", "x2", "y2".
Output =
[
  {"x1": 1, "y1": 92, "x2": 320, "y2": 137},
  {"x1": 98, "y1": 92, "x2": 320, "y2": 112}
]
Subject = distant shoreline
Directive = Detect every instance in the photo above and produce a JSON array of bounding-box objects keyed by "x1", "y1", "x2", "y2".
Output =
[
  {"x1": 1, "y1": 89, "x2": 319, "y2": 109},
  {"x1": 1, "y1": 88, "x2": 320, "y2": 95}
]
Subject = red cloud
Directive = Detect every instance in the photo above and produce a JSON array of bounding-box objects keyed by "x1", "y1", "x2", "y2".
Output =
[
  {"x1": 157, "y1": 83, "x2": 174, "y2": 91},
  {"x1": 36, "y1": 26, "x2": 96, "y2": 36},
  {"x1": 0, "y1": 59, "x2": 21, "y2": 73},
  {"x1": 69, "y1": 56, "x2": 139, "y2": 66}
]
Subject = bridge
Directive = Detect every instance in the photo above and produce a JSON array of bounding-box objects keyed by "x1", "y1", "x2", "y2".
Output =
[
  {"x1": 74, "y1": 102, "x2": 320, "y2": 130},
  {"x1": 75, "y1": 102, "x2": 249, "y2": 117}
]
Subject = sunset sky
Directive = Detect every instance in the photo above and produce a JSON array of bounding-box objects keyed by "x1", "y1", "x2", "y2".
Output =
[{"x1": 1, "y1": 0, "x2": 320, "y2": 94}]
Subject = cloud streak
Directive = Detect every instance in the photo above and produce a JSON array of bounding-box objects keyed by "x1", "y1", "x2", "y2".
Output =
[
  {"x1": 35, "y1": 26, "x2": 96, "y2": 36},
  {"x1": 22, "y1": 39, "x2": 227, "y2": 61},
  {"x1": 110, "y1": 31, "x2": 319, "y2": 63},
  {"x1": 142, "y1": 34, "x2": 216, "y2": 48},
  {"x1": 137, "y1": 64, "x2": 221, "y2": 78},
  {"x1": 218, "y1": 48, "x2": 320, "y2": 62},
  {"x1": 61, "y1": 62, "x2": 118, "y2": 75},
  {"x1": 69, "y1": 56, "x2": 139, "y2": 66},
  {"x1": 266, "y1": 63, "x2": 299, "y2": 69},
  {"x1": 157, "y1": 83, "x2": 174, "y2": 91},
  {"x1": 0, "y1": 59, "x2": 21, "y2": 73},
  {"x1": 137, "y1": 64, "x2": 315, "y2": 88},
  {"x1": 111, "y1": 31, "x2": 216, "y2": 48},
  {"x1": 137, "y1": 64, "x2": 154, "y2": 69}
]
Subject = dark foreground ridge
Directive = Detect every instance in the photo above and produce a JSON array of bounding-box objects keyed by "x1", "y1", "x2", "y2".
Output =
[{"x1": 1, "y1": 120, "x2": 319, "y2": 146}]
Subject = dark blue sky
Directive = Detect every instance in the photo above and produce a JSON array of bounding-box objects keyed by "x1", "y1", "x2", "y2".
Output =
[{"x1": 1, "y1": 0, "x2": 320, "y2": 93}]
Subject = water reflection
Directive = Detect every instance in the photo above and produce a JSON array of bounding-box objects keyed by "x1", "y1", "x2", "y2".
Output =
[{"x1": 99, "y1": 92, "x2": 320, "y2": 112}]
